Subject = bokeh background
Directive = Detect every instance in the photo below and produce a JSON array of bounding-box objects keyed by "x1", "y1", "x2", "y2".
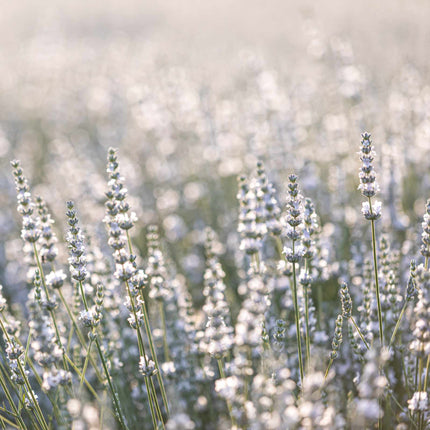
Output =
[{"x1": 1, "y1": 0, "x2": 430, "y2": 303}]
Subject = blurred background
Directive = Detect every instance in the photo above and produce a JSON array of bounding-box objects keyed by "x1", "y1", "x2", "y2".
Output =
[{"x1": 1, "y1": 0, "x2": 430, "y2": 300}]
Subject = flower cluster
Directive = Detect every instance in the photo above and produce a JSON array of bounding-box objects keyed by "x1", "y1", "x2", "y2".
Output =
[
  {"x1": 11, "y1": 160, "x2": 42, "y2": 244},
  {"x1": 421, "y1": 199, "x2": 430, "y2": 258},
  {"x1": 283, "y1": 174, "x2": 305, "y2": 263},
  {"x1": 201, "y1": 229, "x2": 233, "y2": 359},
  {"x1": 358, "y1": 133, "x2": 382, "y2": 220}
]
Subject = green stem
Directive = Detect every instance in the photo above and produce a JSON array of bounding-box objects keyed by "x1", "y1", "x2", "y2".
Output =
[
  {"x1": 304, "y1": 259, "x2": 311, "y2": 371},
  {"x1": 58, "y1": 289, "x2": 104, "y2": 383},
  {"x1": 78, "y1": 280, "x2": 128, "y2": 429},
  {"x1": 0, "y1": 413, "x2": 20, "y2": 429},
  {"x1": 276, "y1": 236, "x2": 304, "y2": 383},
  {"x1": 368, "y1": 198, "x2": 384, "y2": 347},
  {"x1": 317, "y1": 284, "x2": 323, "y2": 330},
  {"x1": 0, "y1": 365, "x2": 27, "y2": 429},
  {"x1": 422, "y1": 257, "x2": 430, "y2": 393},
  {"x1": 252, "y1": 252, "x2": 261, "y2": 273},
  {"x1": 0, "y1": 317, "x2": 48, "y2": 430},
  {"x1": 124, "y1": 281, "x2": 161, "y2": 429},
  {"x1": 389, "y1": 302, "x2": 407, "y2": 347},
  {"x1": 80, "y1": 338, "x2": 93, "y2": 390},
  {"x1": 159, "y1": 301, "x2": 171, "y2": 362},
  {"x1": 423, "y1": 355, "x2": 430, "y2": 392},
  {"x1": 32, "y1": 243, "x2": 68, "y2": 370},
  {"x1": 350, "y1": 317, "x2": 370, "y2": 350},
  {"x1": 94, "y1": 338, "x2": 129, "y2": 430},
  {"x1": 324, "y1": 358, "x2": 333, "y2": 380},
  {"x1": 417, "y1": 358, "x2": 424, "y2": 430},
  {"x1": 125, "y1": 231, "x2": 169, "y2": 416},
  {"x1": 140, "y1": 291, "x2": 170, "y2": 416},
  {"x1": 292, "y1": 260, "x2": 304, "y2": 383},
  {"x1": 63, "y1": 353, "x2": 101, "y2": 403},
  {"x1": 217, "y1": 357, "x2": 236, "y2": 427}
]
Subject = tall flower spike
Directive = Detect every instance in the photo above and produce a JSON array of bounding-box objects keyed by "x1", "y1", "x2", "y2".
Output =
[
  {"x1": 283, "y1": 174, "x2": 305, "y2": 263},
  {"x1": 302, "y1": 198, "x2": 318, "y2": 260},
  {"x1": 282, "y1": 173, "x2": 305, "y2": 382},
  {"x1": 36, "y1": 196, "x2": 59, "y2": 264},
  {"x1": 359, "y1": 133, "x2": 381, "y2": 221},
  {"x1": 201, "y1": 229, "x2": 233, "y2": 359},
  {"x1": 358, "y1": 132, "x2": 384, "y2": 347},
  {"x1": 11, "y1": 160, "x2": 42, "y2": 245},
  {"x1": 324, "y1": 314, "x2": 344, "y2": 379},
  {"x1": 420, "y1": 199, "x2": 430, "y2": 259},
  {"x1": 256, "y1": 161, "x2": 282, "y2": 237},
  {"x1": 237, "y1": 175, "x2": 261, "y2": 255},
  {"x1": 66, "y1": 201, "x2": 88, "y2": 283},
  {"x1": 147, "y1": 225, "x2": 170, "y2": 301},
  {"x1": 340, "y1": 282, "x2": 352, "y2": 319},
  {"x1": 406, "y1": 260, "x2": 418, "y2": 301}
]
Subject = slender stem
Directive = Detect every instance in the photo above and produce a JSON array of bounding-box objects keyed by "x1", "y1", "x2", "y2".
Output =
[
  {"x1": 58, "y1": 289, "x2": 104, "y2": 383},
  {"x1": 292, "y1": 261, "x2": 304, "y2": 383},
  {"x1": 350, "y1": 317, "x2": 370, "y2": 350},
  {"x1": 94, "y1": 338, "x2": 129, "y2": 430},
  {"x1": 417, "y1": 358, "x2": 424, "y2": 430},
  {"x1": 148, "y1": 377, "x2": 165, "y2": 429},
  {"x1": 401, "y1": 353, "x2": 411, "y2": 399},
  {"x1": 0, "y1": 413, "x2": 20, "y2": 429},
  {"x1": 32, "y1": 243, "x2": 68, "y2": 369},
  {"x1": 124, "y1": 281, "x2": 161, "y2": 429},
  {"x1": 252, "y1": 252, "x2": 261, "y2": 273},
  {"x1": 276, "y1": 236, "x2": 304, "y2": 383},
  {"x1": 418, "y1": 358, "x2": 423, "y2": 392},
  {"x1": 217, "y1": 357, "x2": 236, "y2": 427},
  {"x1": 80, "y1": 339, "x2": 93, "y2": 389},
  {"x1": 304, "y1": 259, "x2": 311, "y2": 371},
  {"x1": 139, "y1": 292, "x2": 170, "y2": 415},
  {"x1": 243, "y1": 347, "x2": 252, "y2": 402},
  {"x1": 324, "y1": 358, "x2": 333, "y2": 380},
  {"x1": 0, "y1": 318, "x2": 49, "y2": 430},
  {"x1": 317, "y1": 284, "x2": 323, "y2": 330},
  {"x1": 78, "y1": 280, "x2": 129, "y2": 429},
  {"x1": 4, "y1": 323, "x2": 65, "y2": 425},
  {"x1": 0, "y1": 365, "x2": 27, "y2": 429},
  {"x1": 63, "y1": 353, "x2": 101, "y2": 403},
  {"x1": 423, "y1": 355, "x2": 430, "y2": 392},
  {"x1": 389, "y1": 302, "x2": 407, "y2": 347},
  {"x1": 368, "y1": 198, "x2": 384, "y2": 346},
  {"x1": 125, "y1": 231, "x2": 169, "y2": 415},
  {"x1": 422, "y1": 257, "x2": 430, "y2": 394},
  {"x1": 159, "y1": 302, "x2": 171, "y2": 362}
]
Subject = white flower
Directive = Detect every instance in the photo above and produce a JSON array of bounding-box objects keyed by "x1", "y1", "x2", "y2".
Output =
[
  {"x1": 46, "y1": 270, "x2": 67, "y2": 289},
  {"x1": 408, "y1": 392, "x2": 428, "y2": 412}
]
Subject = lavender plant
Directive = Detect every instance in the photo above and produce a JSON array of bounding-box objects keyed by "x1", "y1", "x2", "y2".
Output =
[{"x1": 1, "y1": 112, "x2": 430, "y2": 430}]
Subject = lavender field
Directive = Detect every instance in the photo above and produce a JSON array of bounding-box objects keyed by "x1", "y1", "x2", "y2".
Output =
[{"x1": 1, "y1": 1, "x2": 430, "y2": 429}]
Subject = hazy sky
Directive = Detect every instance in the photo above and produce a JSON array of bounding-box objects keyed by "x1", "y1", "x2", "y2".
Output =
[{"x1": 1, "y1": 0, "x2": 430, "y2": 78}]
